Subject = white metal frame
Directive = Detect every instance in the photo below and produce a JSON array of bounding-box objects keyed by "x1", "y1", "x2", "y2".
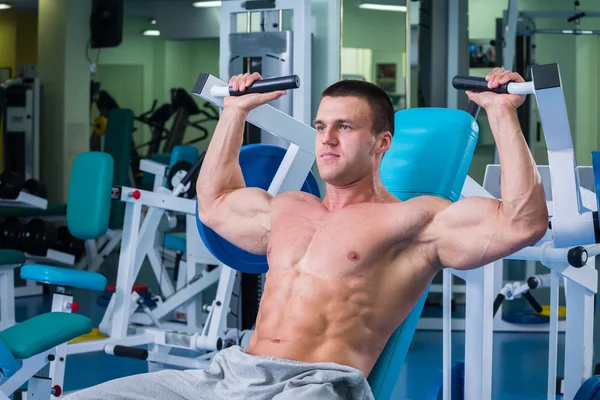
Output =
[
  {"x1": 440, "y1": 64, "x2": 599, "y2": 400},
  {"x1": 0, "y1": 264, "x2": 17, "y2": 332},
  {"x1": 219, "y1": 0, "x2": 312, "y2": 125},
  {"x1": 65, "y1": 180, "x2": 240, "y2": 372},
  {"x1": 0, "y1": 289, "x2": 78, "y2": 400}
]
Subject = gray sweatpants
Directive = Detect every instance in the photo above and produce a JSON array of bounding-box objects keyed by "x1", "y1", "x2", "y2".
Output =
[{"x1": 64, "y1": 346, "x2": 374, "y2": 400}]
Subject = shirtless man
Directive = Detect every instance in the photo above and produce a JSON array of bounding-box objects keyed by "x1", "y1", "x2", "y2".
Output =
[{"x1": 65, "y1": 68, "x2": 548, "y2": 400}]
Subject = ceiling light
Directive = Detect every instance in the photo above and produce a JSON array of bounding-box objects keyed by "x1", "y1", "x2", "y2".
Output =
[
  {"x1": 150, "y1": 19, "x2": 157, "y2": 25},
  {"x1": 143, "y1": 30, "x2": 160, "y2": 36},
  {"x1": 193, "y1": 1, "x2": 222, "y2": 7},
  {"x1": 359, "y1": 3, "x2": 407, "y2": 12},
  {"x1": 0, "y1": 4, "x2": 12, "y2": 10}
]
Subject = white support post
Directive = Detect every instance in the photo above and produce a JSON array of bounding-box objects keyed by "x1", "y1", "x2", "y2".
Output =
[
  {"x1": 110, "y1": 201, "x2": 144, "y2": 339},
  {"x1": 0, "y1": 265, "x2": 16, "y2": 331},
  {"x1": 503, "y1": 0, "x2": 520, "y2": 71},
  {"x1": 206, "y1": 265, "x2": 238, "y2": 339},
  {"x1": 461, "y1": 263, "x2": 494, "y2": 400},
  {"x1": 563, "y1": 273, "x2": 596, "y2": 400},
  {"x1": 446, "y1": 0, "x2": 459, "y2": 110},
  {"x1": 49, "y1": 292, "x2": 73, "y2": 397},
  {"x1": 292, "y1": 0, "x2": 312, "y2": 124},
  {"x1": 547, "y1": 269, "x2": 560, "y2": 400},
  {"x1": 442, "y1": 269, "x2": 452, "y2": 400}
]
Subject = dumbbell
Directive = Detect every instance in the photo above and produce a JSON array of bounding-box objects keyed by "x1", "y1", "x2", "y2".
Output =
[
  {"x1": 53, "y1": 225, "x2": 86, "y2": 262},
  {"x1": 0, "y1": 171, "x2": 47, "y2": 199},
  {"x1": 20, "y1": 218, "x2": 57, "y2": 256},
  {"x1": 0, "y1": 217, "x2": 24, "y2": 250}
]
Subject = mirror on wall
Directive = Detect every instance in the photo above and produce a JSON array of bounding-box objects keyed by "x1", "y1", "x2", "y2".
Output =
[{"x1": 340, "y1": 0, "x2": 407, "y2": 110}]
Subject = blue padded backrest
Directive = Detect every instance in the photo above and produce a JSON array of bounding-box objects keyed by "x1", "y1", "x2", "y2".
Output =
[
  {"x1": 67, "y1": 152, "x2": 113, "y2": 239},
  {"x1": 368, "y1": 108, "x2": 478, "y2": 399},
  {"x1": 170, "y1": 145, "x2": 199, "y2": 168}
]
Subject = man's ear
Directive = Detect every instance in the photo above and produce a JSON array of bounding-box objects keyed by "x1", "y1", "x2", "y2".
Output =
[{"x1": 378, "y1": 131, "x2": 392, "y2": 154}]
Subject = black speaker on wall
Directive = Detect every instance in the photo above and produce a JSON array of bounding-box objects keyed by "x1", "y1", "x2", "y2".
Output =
[{"x1": 90, "y1": 0, "x2": 124, "y2": 49}]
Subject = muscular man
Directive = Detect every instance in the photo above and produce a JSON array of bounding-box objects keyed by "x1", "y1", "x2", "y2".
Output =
[{"x1": 66, "y1": 68, "x2": 548, "y2": 399}]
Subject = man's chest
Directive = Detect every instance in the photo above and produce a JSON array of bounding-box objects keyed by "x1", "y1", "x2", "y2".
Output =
[{"x1": 266, "y1": 201, "x2": 424, "y2": 277}]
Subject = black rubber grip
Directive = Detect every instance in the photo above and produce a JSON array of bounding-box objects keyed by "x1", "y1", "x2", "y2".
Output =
[
  {"x1": 228, "y1": 75, "x2": 300, "y2": 96},
  {"x1": 180, "y1": 152, "x2": 206, "y2": 187},
  {"x1": 113, "y1": 345, "x2": 148, "y2": 360},
  {"x1": 452, "y1": 76, "x2": 510, "y2": 94},
  {"x1": 523, "y1": 291, "x2": 543, "y2": 314},
  {"x1": 493, "y1": 294, "x2": 505, "y2": 317}
]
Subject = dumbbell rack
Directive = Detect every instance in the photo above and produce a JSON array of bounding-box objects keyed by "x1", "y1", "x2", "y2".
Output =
[
  {"x1": 1, "y1": 192, "x2": 76, "y2": 298},
  {"x1": 0, "y1": 192, "x2": 47, "y2": 210}
]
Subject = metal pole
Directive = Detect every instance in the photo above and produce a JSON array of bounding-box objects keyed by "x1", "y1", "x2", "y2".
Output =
[{"x1": 446, "y1": 0, "x2": 459, "y2": 109}]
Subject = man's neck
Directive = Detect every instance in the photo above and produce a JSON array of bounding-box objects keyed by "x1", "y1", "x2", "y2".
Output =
[{"x1": 322, "y1": 176, "x2": 393, "y2": 211}]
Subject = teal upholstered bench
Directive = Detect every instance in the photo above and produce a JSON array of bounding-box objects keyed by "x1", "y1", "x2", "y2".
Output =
[
  {"x1": 0, "y1": 312, "x2": 91, "y2": 361},
  {"x1": 161, "y1": 232, "x2": 187, "y2": 253},
  {"x1": 0, "y1": 250, "x2": 26, "y2": 266},
  {"x1": 0, "y1": 264, "x2": 107, "y2": 382}
]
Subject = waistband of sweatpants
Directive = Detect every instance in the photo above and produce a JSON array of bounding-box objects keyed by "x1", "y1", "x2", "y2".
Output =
[{"x1": 218, "y1": 345, "x2": 367, "y2": 377}]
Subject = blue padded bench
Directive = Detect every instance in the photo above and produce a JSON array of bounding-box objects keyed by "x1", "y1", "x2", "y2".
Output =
[
  {"x1": 0, "y1": 250, "x2": 26, "y2": 265},
  {"x1": 367, "y1": 107, "x2": 478, "y2": 399},
  {"x1": 0, "y1": 265, "x2": 107, "y2": 378},
  {"x1": 0, "y1": 312, "x2": 91, "y2": 360},
  {"x1": 161, "y1": 232, "x2": 187, "y2": 253}
]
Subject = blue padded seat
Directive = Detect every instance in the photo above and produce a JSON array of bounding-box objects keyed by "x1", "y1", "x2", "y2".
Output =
[
  {"x1": 20, "y1": 264, "x2": 107, "y2": 292},
  {"x1": 162, "y1": 232, "x2": 187, "y2": 253},
  {"x1": 367, "y1": 107, "x2": 478, "y2": 399},
  {"x1": 0, "y1": 312, "x2": 91, "y2": 360},
  {"x1": 0, "y1": 249, "x2": 26, "y2": 265}
]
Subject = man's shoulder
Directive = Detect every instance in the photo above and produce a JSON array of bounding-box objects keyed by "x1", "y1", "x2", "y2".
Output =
[
  {"x1": 272, "y1": 190, "x2": 322, "y2": 205},
  {"x1": 399, "y1": 195, "x2": 452, "y2": 214}
]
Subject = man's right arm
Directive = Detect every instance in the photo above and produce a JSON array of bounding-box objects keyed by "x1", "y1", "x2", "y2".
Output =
[{"x1": 196, "y1": 75, "x2": 285, "y2": 255}]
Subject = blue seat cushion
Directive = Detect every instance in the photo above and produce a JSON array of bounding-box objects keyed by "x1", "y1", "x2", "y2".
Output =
[
  {"x1": 20, "y1": 264, "x2": 107, "y2": 291},
  {"x1": 162, "y1": 232, "x2": 186, "y2": 253},
  {"x1": 0, "y1": 312, "x2": 92, "y2": 359},
  {"x1": 0, "y1": 249, "x2": 25, "y2": 265}
]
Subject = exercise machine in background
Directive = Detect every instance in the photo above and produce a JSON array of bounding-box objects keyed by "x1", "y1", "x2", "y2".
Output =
[{"x1": 1, "y1": 78, "x2": 41, "y2": 180}]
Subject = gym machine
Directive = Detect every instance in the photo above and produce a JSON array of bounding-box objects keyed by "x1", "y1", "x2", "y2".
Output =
[
  {"x1": 1, "y1": 78, "x2": 41, "y2": 181},
  {"x1": 161, "y1": 88, "x2": 219, "y2": 153},
  {"x1": 219, "y1": 0, "x2": 312, "y2": 332},
  {"x1": 430, "y1": 63, "x2": 600, "y2": 400}
]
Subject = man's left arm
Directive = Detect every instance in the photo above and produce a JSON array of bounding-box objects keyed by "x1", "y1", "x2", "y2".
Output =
[{"x1": 419, "y1": 69, "x2": 548, "y2": 271}]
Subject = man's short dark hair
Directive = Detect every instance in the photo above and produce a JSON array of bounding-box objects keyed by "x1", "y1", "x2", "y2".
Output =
[{"x1": 321, "y1": 80, "x2": 395, "y2": 136}]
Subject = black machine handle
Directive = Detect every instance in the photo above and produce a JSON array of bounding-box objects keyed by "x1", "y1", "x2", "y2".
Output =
[
  {"x1": 452, "y1": 76, "x2": 510, "y2": 94},
  {"x1": 523, "y1": 291, "x2": 544, "y2": 314},
  {"x1": 180, "y1": 152, "x2": 206, "y2": 187},
  {"x1": 493, "y1": 293, "x2": 505, "y2": 317},
  {"x1": 112, "y1": 345, "x2": 148, "y2": 360},
  {"x1": 228, "y1": 75, "x2": 300, "y2": 96}
]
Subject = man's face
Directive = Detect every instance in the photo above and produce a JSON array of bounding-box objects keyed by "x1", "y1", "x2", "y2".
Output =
[{"x1": 313, "y1": 96, "x2": 388, "y2": 187}]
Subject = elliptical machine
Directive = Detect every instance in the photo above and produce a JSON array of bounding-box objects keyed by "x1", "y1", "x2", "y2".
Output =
[{"x1": 162, "y1": 88, "x2": 219, "y2": 153}]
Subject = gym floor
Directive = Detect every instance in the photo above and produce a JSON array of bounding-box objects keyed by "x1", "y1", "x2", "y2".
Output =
[{"x1": 13, "y1": 255, "x2": 600, "y2": 400}]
